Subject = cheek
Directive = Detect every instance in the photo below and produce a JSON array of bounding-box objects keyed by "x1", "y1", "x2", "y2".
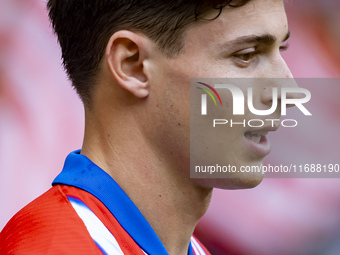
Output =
[
  {"x1": 190, "y1": 87, "x2": 243, "y2": 172},
  {"x1": 143, "y1": 65, "x2": 192, "y2": 172},
  {"x1": 190, "y1": 79, "x2": 270, "y2": 181}
]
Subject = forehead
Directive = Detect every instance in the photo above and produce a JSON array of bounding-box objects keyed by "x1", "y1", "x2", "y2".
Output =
[{"x1": 184, "y1": 0, "x2": 287, "y2": 50}]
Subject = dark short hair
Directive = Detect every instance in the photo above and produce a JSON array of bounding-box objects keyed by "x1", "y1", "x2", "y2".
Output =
[{"x1": 47, "y1": 0, "x2": 251, "y2": 106}]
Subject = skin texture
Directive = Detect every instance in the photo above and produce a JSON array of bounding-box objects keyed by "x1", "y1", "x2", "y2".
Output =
[{"x1": 81, "y1": 0, "x2": 296, "y2": 254}]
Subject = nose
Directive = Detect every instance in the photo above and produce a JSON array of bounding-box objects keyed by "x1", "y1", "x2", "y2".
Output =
[
  {"x1": 271, "y1": 53, "x2": 294, "y2": 79},
  {"x1": 261, "y1": 55, "x2": 300, "y2": 108}
]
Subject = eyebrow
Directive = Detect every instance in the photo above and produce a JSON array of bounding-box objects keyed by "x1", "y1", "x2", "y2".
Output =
[{"x1": 224, "y1": 30, "x2": 291, "y2": 49}]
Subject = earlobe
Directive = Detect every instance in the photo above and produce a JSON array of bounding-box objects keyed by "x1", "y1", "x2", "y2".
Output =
[{"x1": 106, "y1": 31, "x2": 150, "y2": 98}]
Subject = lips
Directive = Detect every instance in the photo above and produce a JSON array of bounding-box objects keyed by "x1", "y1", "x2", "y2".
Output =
[{"x1": 243, "y1": 126, "x2": 279, "y2": 157}]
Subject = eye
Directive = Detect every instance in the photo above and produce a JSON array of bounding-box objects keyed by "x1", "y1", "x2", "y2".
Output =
[
  {"x1": 280, "y1": 43, "x2": 290, "y2": 52},
  {"x1": 232, "y1": 47, "x2": 260, "y2": 67},
  {"x1": 235, "y1": 52, "x2": 256, "y2": 61}
]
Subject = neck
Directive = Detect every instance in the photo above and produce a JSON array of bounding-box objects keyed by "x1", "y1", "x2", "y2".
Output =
[{"x1": 81, "y1": 111, "x2": 212, "y2": 255}]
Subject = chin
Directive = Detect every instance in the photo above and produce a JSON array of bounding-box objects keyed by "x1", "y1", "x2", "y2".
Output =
[
  {"x1": 216, "y1": 177, "x2": 264, "y2": 190},
  {"x1": 195, "y1": 173, "x2": 264, "y2": 190}
]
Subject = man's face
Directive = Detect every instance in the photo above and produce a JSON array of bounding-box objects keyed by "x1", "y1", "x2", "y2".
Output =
[{"x1": 145, "y1": 0, "x2": 292, "y2": 189}]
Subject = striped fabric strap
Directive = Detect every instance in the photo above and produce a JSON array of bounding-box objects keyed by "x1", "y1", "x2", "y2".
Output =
[
  {"x1": 68, "y1": 196, "x2": 205, "y2": 255},
  {"x1": 68, "y1": 196, "x2": 127, "y2": 255},
  {"x1": 191, "y1": 236, "x2": 207, "y2": 255}
]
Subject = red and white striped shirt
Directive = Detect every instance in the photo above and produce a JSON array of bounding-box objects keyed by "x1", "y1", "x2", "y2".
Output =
[{"x1": 0, "y1": 151, "x2": 210, "y2": 255}]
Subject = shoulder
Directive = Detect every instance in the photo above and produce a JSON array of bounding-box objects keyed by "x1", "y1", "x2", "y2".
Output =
[{"x1": 0, "y1": 186, "x2": 101, "y2": 255}]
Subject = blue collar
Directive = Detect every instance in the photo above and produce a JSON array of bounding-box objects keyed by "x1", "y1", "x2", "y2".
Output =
[{"x1": 53, "y1": 150, "x2": 195, "y2": 255}]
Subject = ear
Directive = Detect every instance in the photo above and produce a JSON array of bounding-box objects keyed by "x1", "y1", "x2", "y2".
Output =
[{"x1": 105, "y1": 31, "x2": 149, "y2": 98}]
